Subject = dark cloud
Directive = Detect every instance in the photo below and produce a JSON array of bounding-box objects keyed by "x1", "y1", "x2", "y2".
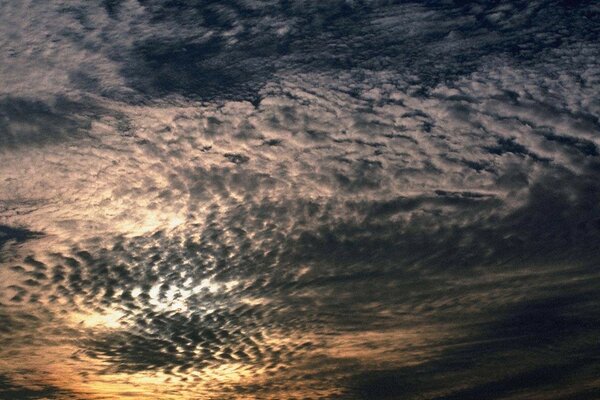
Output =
[
  {"x1": 0, "y1": 96, "x2": 127, "y2": 148},
  {"x1": 0, "y1": 225, "x2": 42, "y2": 248},
  {"x1": 341, "y1": 289, "x2": 600, "y2": 399},
  {"x1": 39, "y1": 0, "x2": 597, "y2": 102},
  {"x1": 122, "y1": 37, "x2": 273, "y2": 102},
  {"x1": 0, "y1": 374, "x2": 75, "y2": 400}
]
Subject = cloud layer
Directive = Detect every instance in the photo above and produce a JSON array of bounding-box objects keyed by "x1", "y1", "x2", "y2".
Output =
[{"x1": 1, "y1": 1, "x2": 599, "y2": 399}]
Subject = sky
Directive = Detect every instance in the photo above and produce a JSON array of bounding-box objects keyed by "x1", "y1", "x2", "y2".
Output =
[{"x1": 0, "y1": 1, "x2": 599, "y2": 399}]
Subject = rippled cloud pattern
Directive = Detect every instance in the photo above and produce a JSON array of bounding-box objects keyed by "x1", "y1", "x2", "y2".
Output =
[{"x1": 1, "y1": 1, "x2": 599, "y2": 399}]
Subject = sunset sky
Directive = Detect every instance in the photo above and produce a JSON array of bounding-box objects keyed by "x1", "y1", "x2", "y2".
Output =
[{"x1": 1, "y1": 1, "x2": 599, "y2": 399}]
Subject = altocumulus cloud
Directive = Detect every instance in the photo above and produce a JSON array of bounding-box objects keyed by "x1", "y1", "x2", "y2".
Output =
[{"x1": 1, "y1": 1, "x2": 600, "y2": 399}]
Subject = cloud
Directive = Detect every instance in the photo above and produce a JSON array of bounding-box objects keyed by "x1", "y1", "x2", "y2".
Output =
[
  {"x1": 1, "y1": 0, "x2": 599, "y2": 398},
  {"x1": 2, "y1": 1, "x2": 597, "y2": 102},
  {"x1": 0, "y1": 225, "x2": 42, "y2": 248},
  {"x1": 340, "y1": 290, "x2": 600, "y2": 399},
  {"x1": 0, "y1": 374, "x2": 76, "y2": 400},
  {"x1": 0, "y1": 96, "x2": 114, "y2": 149}
]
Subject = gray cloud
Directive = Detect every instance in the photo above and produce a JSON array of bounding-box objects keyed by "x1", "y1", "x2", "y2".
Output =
[
  {"x1": 0, "y1": 373, "x2": 76, "y2": 400},
  {"x1": 0, "y1": 225, "x2": 42, "y2": 248}
]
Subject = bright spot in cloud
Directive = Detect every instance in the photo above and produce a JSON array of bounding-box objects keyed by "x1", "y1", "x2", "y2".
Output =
[{"x1": 71, "y1": 309, "x2": 125, "y2": 329}]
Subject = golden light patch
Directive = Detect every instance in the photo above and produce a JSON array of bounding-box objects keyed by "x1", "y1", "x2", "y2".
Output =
[{"x1": 70, "y1": 308, "x2": 126, "y2": 329}]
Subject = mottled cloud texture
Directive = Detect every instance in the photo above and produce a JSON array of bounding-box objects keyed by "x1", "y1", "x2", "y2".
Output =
[{"x1": 1, "y1": 1, "x2": 600, "y2": 399}]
